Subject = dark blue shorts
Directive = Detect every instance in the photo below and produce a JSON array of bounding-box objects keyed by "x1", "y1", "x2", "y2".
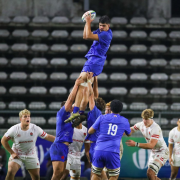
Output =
[
  {"x1": 89, "y1": 142, "x2": 96, "y2": 162},
  {"x1": 81, "y1": 63, "x2": 103, "y2": 77},
  {"x1": 92, "y1": 150, "x2": 120, "y2": 169},
  {"x1": 50, "y1": 142, "x2": 68, "y2": 162}
]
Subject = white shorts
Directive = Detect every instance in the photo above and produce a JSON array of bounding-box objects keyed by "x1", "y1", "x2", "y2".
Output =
[
  {"x1": 172, "y1": 154, "x2": 180, "y2": 167},
  {"x1": 9, "y1": 155, "x2": 40, "y2": 170},
  {"x1": 66, "y1": 154, "x2": 81, "y2": 171},
  {"x1": 148, "y1": 148, "x2": 169, "y2": 167}
]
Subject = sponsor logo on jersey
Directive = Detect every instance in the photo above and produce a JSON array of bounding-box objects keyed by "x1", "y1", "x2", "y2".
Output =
[{"x1": 30, "y1": 132, "x2": 33, "y2": 136}]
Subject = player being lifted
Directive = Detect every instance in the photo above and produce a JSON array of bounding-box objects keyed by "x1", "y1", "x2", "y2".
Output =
[
  {"x1": 168, "y1": 118, "x2": 180, "y2": 180},
  {"x1": 126, "y1": 109, "x2": 169, "y2": 180},
  {"x1": 65, "y1": 13, "x2": 112, "y2": 123},
  {"x1": 1, "y1": 109, "x2": 55, "y2": 180}
]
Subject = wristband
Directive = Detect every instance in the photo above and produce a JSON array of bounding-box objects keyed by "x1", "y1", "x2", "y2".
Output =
[
  {"x1": 135, "y1": 142, "x2": 139, "y2": 147},
  {"x1": 87, "y1": 79, "x2": 91, "y2": 83}
]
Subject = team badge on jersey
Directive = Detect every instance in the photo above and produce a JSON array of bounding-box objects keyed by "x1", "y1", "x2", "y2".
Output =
[
  {"x1": 17, "y1": 134, "x2": 21, "y2": 137},
  {"x1": 30, "y1": 132, "x2": 33, "y2": 136},
  {"x1": 84, "y1": 133, "x2": 86, "y2": 136},
  {"x1": 114, "y1": 115, "x2": 117, "y2": 117}
]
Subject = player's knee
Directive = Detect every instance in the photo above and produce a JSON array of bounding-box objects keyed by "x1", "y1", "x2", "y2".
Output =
[
  {"x1": 32, "y1": 174, "x2": 40, "y2": 180},
  {"x1": 147, "y1": 168, "x2": 155, "y2": 178},
  {"x1": 53, "y1": 169, "x2": 63, "y2": 179},
  {"x1": 70, "y1": 169, "x2": 81, "y2": 179},
  {"x1": 7, "y1": 167, "x2": 16, "y2": 177}
]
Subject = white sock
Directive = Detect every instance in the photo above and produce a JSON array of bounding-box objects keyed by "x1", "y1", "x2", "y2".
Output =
[{"x1": 169, "y1": 178, "x2": 176, "y2": 180}]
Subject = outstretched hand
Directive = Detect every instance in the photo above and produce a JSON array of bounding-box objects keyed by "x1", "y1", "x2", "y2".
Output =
[
  {"x1": 126, "y1": 140, "x2": 136, "y2": 147},
  {"x1": 75, "y1": 76, "x2": 84, "y2": 86}
]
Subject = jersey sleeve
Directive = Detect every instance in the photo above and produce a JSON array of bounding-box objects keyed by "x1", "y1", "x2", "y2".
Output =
[
  {"x1": 132, "y1": 122, "x2": 141, "y2": 132},
  {"x1": 150, "y1": 126, "x2": 160, "y2": 140},
  {"x1": 93, "y1": 29, "x2": 98, "y2": 34},
  {"x1": 92, "y1": 115, "x2": 102, "y2": 131},
  {"x1": 98, "y1": 31, "x2": 111, "y2": 44},
  {"x1": 36, "y1": 126, "x2": 47, "y2": 139},
  {"x1": 168, "y1": 129, "x2": 174, "y2": 144},
  {"x1": 4, "y1": 126, "x2": 15, "y2": 140},
  {"x1": 124, "y1": 121, "x2": 131, "y2": 135}
]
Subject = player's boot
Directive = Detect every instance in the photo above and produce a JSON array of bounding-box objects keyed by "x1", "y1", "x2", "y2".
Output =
[
  {"x1": 64, "y1": 112, "x2": 80, "y2": 123},
  {"x1": 72, "y1": 114, "x2": 87, "y2": 127}
]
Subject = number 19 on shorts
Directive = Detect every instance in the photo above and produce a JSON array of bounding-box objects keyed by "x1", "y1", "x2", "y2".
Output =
[{"x1": 107, "y1": 123, "x2": 118, "y2": 136}]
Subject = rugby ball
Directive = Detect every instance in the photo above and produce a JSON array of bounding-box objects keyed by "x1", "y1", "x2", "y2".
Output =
[{"x1": 82, "y1": 10, "x2": 96, "y2": 22}]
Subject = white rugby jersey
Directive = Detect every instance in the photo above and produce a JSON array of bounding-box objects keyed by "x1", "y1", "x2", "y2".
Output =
[
  {"x1": 68, "y1": 125, "x2": 87, "y2": 157},
  {"x1": 4, "y1": 123, "x2": 47, "y2": 157},
  {"x1": 132, "y1": 121, "x2": 167, "y2": 152},
  {"x1": 169, "y1": 127, "x2": 180, "y2": 157}
]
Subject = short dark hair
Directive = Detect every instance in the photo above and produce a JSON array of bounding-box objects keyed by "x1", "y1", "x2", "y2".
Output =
[
  {"x1": 61, "y1": 101, "x2": 66, "y2": 108},
  {"x1": 95, "y1": 97, "x2": 106, "y2": 111},
  {"x1": 99, "y1": 15, "x2": 110, "y2": 24},
  {"x1": 110, "y1": 99, "x2": 123, "y2": 113}
]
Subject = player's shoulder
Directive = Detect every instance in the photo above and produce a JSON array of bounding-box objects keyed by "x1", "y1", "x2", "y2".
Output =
[
  {"x1": 170, "y1": 127, "x2": 177, "y2": 134},
  {"x1": 134, "y1": 121, "x2": 144, "y2": 127},
  {"x1": 29, "y1": 123, "x2": 40, "y2": 130},
  {"x1": 9, "y1": 123, "x2": 21, "y2": 130},
  {"x1": 82, "y1": 125, "x2": 87, "y2": 132},
  {"x1": 57, "y1": 106, "x2": 65, "y2": 114},
  {"x1": 151, "y1": 121, "x2": 161, "y2": 130}
]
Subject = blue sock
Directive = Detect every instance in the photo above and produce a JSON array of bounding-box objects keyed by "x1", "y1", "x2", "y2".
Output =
[
  {"x1": 79, "y1": 110, "x2": 84, "y2": 115},
  {"x1": 73, "y1": 106, "x2": 79, "y2": 113}
]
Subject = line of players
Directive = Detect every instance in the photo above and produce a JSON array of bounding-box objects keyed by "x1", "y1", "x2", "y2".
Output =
[
  {"x1": 1, "y1": 13, "x2": 180, "y2": 180},
  {"x1": 1, "y1": 74, "x2": 180, "y2": 180}
]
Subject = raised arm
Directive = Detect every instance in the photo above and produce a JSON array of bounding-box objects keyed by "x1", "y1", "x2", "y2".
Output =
[
  {"x1": 85, "y1": 14, "x2": 99, "y2": 41},
  {"x1": 93, "y1": 76, "x2": 99, "y2": 99},
  {"x1": 65, "y1": 76, "x2": 84, "y2": 112},
  {"x1": 83, "y1": 23, "x2": 87, "y2": 39}
]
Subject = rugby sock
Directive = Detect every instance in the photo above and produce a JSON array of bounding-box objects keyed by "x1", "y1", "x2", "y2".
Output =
[
  {"x1": 79, "y1": 110, "x2": 84, "y2": 115},
  {"x1": 73, "y1": 106, "x2": 79, "y2": 113}
]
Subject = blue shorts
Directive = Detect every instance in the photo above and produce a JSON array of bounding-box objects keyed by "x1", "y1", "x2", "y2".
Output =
[
  {"x1": 50, "y1": 142, "x2": 68, "y2": 162},
  {"x1": 81, "y1": 59, "x2": 103, "y2": 76},
  {"x1": 89, "y1": 142, "x2": 96, "y2": 162},
  {"x1": 92, "y1": 150, "x2": 120, "y2": 169}
]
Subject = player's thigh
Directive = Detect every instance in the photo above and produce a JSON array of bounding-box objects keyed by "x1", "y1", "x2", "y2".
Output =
[
  {"x1": 28, "y1": 168, "x2": 40, "y2": 180},
  {"x1": 148, "y1": 158, "x2": 163, "y2": 176},
  {"x1": 79, "y1": 72, "x2": 88, "y2": 81},
  {"x1": 92, "y1": 150, "x2": 105, "y2": 176},
  {"x1": 52, "y1": 160, "x2": 66, "y2": 173},
  {"x1": 50, "y1": 142, "x2": 68, "y2": 162},
  {"x1": 7, "y1": 160, "x2": 21, "y2": 175},
  {"x1": 24, "y1": 156, "x2": 40, "y2": 170},
  {"x1": 105, "y1": 152, "x2": 120, "y2": 177}
]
